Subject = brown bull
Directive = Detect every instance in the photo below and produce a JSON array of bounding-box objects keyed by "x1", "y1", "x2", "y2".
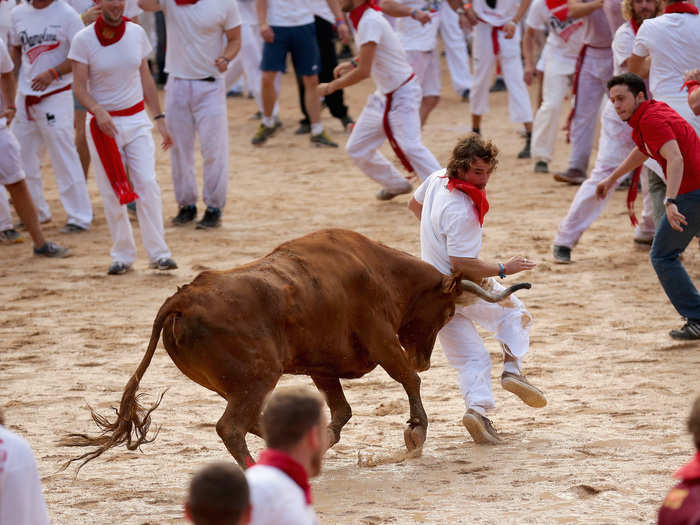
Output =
[{"x1": 65, "y1": 229, "x2": 529, "y2": 470}]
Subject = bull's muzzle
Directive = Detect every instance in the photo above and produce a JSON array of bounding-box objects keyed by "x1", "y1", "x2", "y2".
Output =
[{"x1": 459, "y1": 280, "x2": 531, "y2": 303}]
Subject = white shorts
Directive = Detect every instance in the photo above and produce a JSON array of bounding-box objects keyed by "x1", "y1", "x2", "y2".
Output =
[
  {"x1": 406, "y1": 49, "x2": 441, "y2": 97},
  {"x1": 0, "y1": 127, "x2": 25, "y2": 186}
]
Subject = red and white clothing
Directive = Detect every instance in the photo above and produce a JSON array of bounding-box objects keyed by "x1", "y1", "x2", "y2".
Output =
[
  {"x1": 414, "y1": 170, "x2": 532, "y2": 414},
  {"x1": 0, "y1": 425, "x2": 50, "y2": 525},
  {"x1": 347, "y1": 7, "x2": 440, "y2": 193},
  {"x1": 9, "y1": 0, "x2": 93, "y2": 229},
  {"x1": 160, "y1": 0, "x2": 240, "y2": 212},
  {"x1": 0, "y1": 36, "x2": 25, "y2": 189},
  {"x1": 265, "y1": 0, "x2": 314, "y2": 26},
  {"x1": 246, "y1": 464, "x2": 318, "y2": 525},
  {"x1": 658, "y1": 452, "x2": 700, "y2": 525},
  {"x1": 470, "y1": 0, "x2": 533, "y2": 124},
  {"x1": 69, "y1": 20, "x2": 172, "y2": 266}
]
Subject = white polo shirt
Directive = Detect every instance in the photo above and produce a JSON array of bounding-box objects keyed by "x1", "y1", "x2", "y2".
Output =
[
  {"x1": 246, "y1": 465, "x2": 319, "y2": 525},
  {"x1": 611, "y1": 20, "x2": 634, "y2": 75},
  {"x1": 413, "y1": 169, "x2": 482, "y2": 276},
  {"x1": 68, "y1": 21, "x2": 151, "y2": 111},
  {"x1": 9, "y1": 0, "x2": 83, "y2": 96},
  {"x1": 525, "y1": 0, "x2": 584, "y2": 73},
  {"x1": 0, "y1": 426, "x2": 50, "y2": 525},
  {"x1": 473, "y1": 0, "x2": 519, "y2": 27},
  {"x1": 355, "y1": 8, "x2": 413, "y2": 95},
  {"x1": 395, "y1": 0, "x2": 440, "y2": 52},
  {"x1": 159, "y1": 0, "x2": 240, "y2": 79},
  {"x1": 633, "y1": 12, "x2": 700, "y2": 98},
  {"x1": 266, "y1": 0, "x2": 314, "y2": 27}
]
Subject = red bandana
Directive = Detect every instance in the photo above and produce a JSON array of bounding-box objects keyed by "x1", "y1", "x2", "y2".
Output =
[
  {"x1": 545, "y1": 0, "x2": 569, "y2": 21},
  {"x1": 682, "y1": 80, "x2": 700, "y2": 95},
  {"x1": 349, "y1": 0, "x2": 381, "y2": 29},
  {"x1": 664, "y1": 1, "x2": 699, "y2": 14},
  {"x1": 445, "y1": 177, "x2": 490, "y2": 226},
  {"x1": 674, "y1": 452, "x2": 700, "y2": 481},
  {"x1": 174, "y1": 0, "x2": 199, "y2": 4},
  {"x1": 629, "y1": 16, "x2": 641, "y2": 34},
  {"x1": 94, "y1": 15, "x2": 128, "y2": 47},
  {"x1": 255, "y1": 449, "x2": 313, "y2": 504}
]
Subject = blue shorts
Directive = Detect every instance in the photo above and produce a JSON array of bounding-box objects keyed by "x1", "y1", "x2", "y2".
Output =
[{"x1": 260, "y1": 23, "x2": 320, "y2": 76}]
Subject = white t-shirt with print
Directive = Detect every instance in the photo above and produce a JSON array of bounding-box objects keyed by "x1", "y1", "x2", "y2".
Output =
[
  {"x1": 355, "y1": 8, "x2": 413, "y2": 95},
  {"x1": 68, "y1": 21, "x2": 151, "y2": 111},
  {"x1": 525, "y1": 0, "x2": 583, "y2": 72},
  {"x1": 9, "y1": 0, "x2": 83, "y2": 96},
  {"x1": 413, "y1": 169, "x2": 483, "y2": 276},
  {"x1": 473, "y1": 0, "x2": 520, "y2": 27},
  {"x1": 0, "y1": 426, "x2": 50, "y2": 525},
  {"x1": 246, "y1": 465, "x2": 319, "y2": 525},
  {"x1": 266, "y1": 0, "x2": 313, "y2": 27},
  {"x1": 66, "y1": 0, "x2": 142, "y2": 19},
  {"x1": 395, "y1": 0, "x2": 441, "y2": 52},
  {"x1": 160, "y1": 0, "x2": 240, "y2": 79}
]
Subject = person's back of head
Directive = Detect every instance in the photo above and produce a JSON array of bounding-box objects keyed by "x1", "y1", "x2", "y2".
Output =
[
  {"x1": 261, "y1": 387, "x2": 325, "y2": 452},
  {"x1": 185, "y1": 462, "x2": 250, "y2": 525},
  {"x1": 688, "y1": 396, "x2": 700, "y2": 451}
]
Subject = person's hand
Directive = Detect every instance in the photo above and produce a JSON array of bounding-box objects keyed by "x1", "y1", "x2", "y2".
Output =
[
  {"x1": 214, "y1": 56, "x2": 230, "y2": 73},
  {"x1": 333, "y1": 61, "x2": 354, "y2": 79},
  {"x1": 684, "y1": 68, "x2": 700, "y2": 83},
  {"x1": 0, "y1": 107, "x2": 16, "y2": 126},
  {"x1": 156, "y1": 119, "x2": 173, "y2": 150},
  {"x1": 524, "y1": 67, "x2": 535, "y2": 85},
  {"x1": 260, "y1": 24, "x2": 274, "y2": 43},
  {"x1": 504, "y1": 21, "x2": 516, "y2": 39},
  {"x1": 504, "y1": 255, "x2": 536, "y2": 275},
  {"x1": 31, "y1": 70, "x2": 54, "y2": 92},
  {"x1": 592, "y1": 0, "x2": 604, "y2": 9},
  {"x1": 94, "y1": 106, "x2": 118, "y2": 138},
  {"x1": 317, "y1": 83, "x2": 333, "y2": 97},
  {"x1": 337, "y1": 21, "x2": 350, "y2": 43},
  {"x1": 595, "y1": 177, "x2": 614, "y2": 199},
  {"x1": 666, "y1": 203, "x2": 687, "y2": 232},
  {"x1": 82, "y1": 5, "x2": 101, "y2": 24},
  {"x1": 413, "y1": 10, "x2": 431, "y2": 25}
]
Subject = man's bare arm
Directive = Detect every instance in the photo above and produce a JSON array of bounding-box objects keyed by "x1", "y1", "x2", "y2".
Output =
[
  {"x1": 567, "y1": 0, "x2": 603, "y2": 19},
  {"x1": 319, "y1": 41, "x2": 377, "y2": 95},
  {"x1": 138, "y1": 0, "x2": 162, "y2": 12},
  {"x1": 408, "y1": 197, "x2": 422, "y2": 220},
  {"x1": 628, "y1": 54, "x2": 650, "y2": 79}
]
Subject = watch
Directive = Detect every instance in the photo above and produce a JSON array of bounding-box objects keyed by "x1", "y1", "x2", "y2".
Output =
[
  {"x1": 664, "y1": 197, "x2": 678, "y2": 207},
  {"x1": 497, "y1": 263, "x2": 506, "y2": 279}
]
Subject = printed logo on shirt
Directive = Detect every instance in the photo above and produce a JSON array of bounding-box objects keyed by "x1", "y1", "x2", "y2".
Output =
[
  {"x1": 46, "y1": 112, "x2": 56, "y2": 126},
  {"x1": 663, "y1": 488, "x2": 689, "y2": 510},
  {"x1": 18, "y1": 27, "x2": 60, "y2": 64},
  {"x1": 548, "y1": 16, "x2": 583, "y2": 42}
]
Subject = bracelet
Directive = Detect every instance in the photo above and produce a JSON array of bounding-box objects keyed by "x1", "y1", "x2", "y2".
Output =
[
  {"x1": 410, "y1": 8, "x2": 418, "y2": 18},
  {"x1": 7, "y1": 105, "x2": 15, "y2": 110},
  {"x1": 335, "y1": 18, "x2": 346, "y2": 25},
  {"x1": 49, "y1": 67, "x2": 60, "y2": 81},
  {"x1": 154, "y1": 113, "x2": 165, "y2": 120},
  {"x1": 350, "y1": 59, "x2": 358, "y2": 68},
  {"x1": 497, "y1": 263, "x2": 506, "y2": 279}
]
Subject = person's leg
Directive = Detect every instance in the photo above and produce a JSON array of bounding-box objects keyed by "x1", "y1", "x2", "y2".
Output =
[
  {"x1": 0, "y1": 187, "x2": 15, "y2": 236},
  {"x1": 418, "y1": 49, "x2": 441, "y2": 127},
  {"x1": 498, "y1": 28, "x2": 533, "y2": 126},
  {"x1": 469, "y1": 23, "x2": 496, "y2": 132},
  {"x1": 438, "y1": 5, "x2": 472, "y2": 96},
  {"x1": 647, "y1": 169, "x2": 666, "y2": 227},
  {"x1": 636, "y1": 168, "x2": 656, "y2": 243},
  {"x1": 532, "y1": 63, "x2": 569, "y2": 165},
  {"x1": 165, "y1": 77, "x2": 198, "y2": 210},
  {"x1": 315, "y1": 16, "x2": 349, "y2": 121},
  {"x1": 259, "y1": 26, "x2": 288, "y2": 126},
  {"x1": 74, "y1": 108, "x2": 90, "y2": 179},
  {"x1": 155, "y1": 11, "x2": 167, "y2": 85},
  {"x1": 6, "y1": 180, "x2": 44, "y2": 248}
]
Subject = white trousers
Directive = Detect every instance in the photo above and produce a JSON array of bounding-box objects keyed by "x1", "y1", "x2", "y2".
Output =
[
  {"x1": 532, "y1": 58, "x2": 572, "y2": 162},
  {"x1": 567, "y1": 47, "x2": 612, "y2": 172},
  {"x1": 0, "y1": 188, "x2": 11, "y2": 231},
  {"x1": 0, "y1": 126, "x2": 24, "y2": 230},
  {"x1": 471, "y1": 22, "x2": 533, "y2": 123},
  {"x1": 11, "y1": 90, "x2": 93, "y2": 228},
  {"x1": 86, "y1": 112, "x2": 171, "y2": 265},
  {"x1": 439, "y1": 5, "x2": 472, "y2": 94},
  {"x1": 406, "y1": 49, "x2": 441, "y2": 97},
  {"x1": 346, "y1": 80, "x2": 441, "y2": 192},
  {"x1": 438, "y1": 279, "x2": 531, "y2": 413},
  {"x1": 165, "y1": 77, "x2": 229, "y2": 210},
  {"x1": 555, "y1": 100, "x2": 655, "y2": 247}
]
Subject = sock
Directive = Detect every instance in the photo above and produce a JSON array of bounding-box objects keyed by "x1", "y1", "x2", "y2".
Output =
[
  {"x1": 311, "y1": 123, "x2": 323, "y2": 135},
  {"x1": 262, "y1": 115, "x2": 275, "y2": 128},
  {"x1": 503, "y1": 360, "x2": 521, "y2": 375}
]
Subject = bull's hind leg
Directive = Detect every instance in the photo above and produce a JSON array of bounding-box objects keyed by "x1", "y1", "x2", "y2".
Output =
[{"x1": 311, "y1": 376, "x2": 352, "y2": 448}]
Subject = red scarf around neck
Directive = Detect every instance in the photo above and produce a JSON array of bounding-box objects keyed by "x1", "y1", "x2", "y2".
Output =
[
  {"x1": 545, "y1": 0, "x2": 569, "y2": 21},
  {"x1": 664, "y1": 1, "x2": 699, "y2": 14},
  {"x1": 94, "y1": 15, "x2": 128, "y2": 47},
  {"x1": 255, "y1": 449, "x2": 313, "y2": 504},
  {"x1": 682, "y1": 80, "x2": 700, "y2": 95},
  {"x1": 674, "y1": 452, "x2": 700, "y2": 481},
  {"x1": 629, "y1": 16, "x2": 641, "y2": 34},
  {"x1": 445, "y1": 177, "x2": 490, "y2": 226},
  {"x1": 349, "y1": 0, "x2": 381, "y2": 29},
  {"x1": 174, "y1": 0, "x2": 199, "y2": 4}
]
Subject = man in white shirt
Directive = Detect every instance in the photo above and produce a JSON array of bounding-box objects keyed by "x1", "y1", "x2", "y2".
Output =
[
  {"x1": 523, "y1": 0, "x2": 584, "y2": 174},
  {"x1": 139, "y1": 0, "x2": 241, "y2": 230},
  {"x1": 246, "y1": 387, "x2": 328, "y2": 525},
  {"x1": 185, "y1": 462, "x2": 251, "y2": 525},
  {"x1": 9, "y1": 0, "x2": 93, "y2": 233},
  {"x1": 408, "y1": 134, "x2": 546, "y2": 444},
  {"x1": 70, "y1": 0, "x2": 177, "y2": 275},
  {"x1": 320, "y1": 0, "x2": 440, "y2": 200}
]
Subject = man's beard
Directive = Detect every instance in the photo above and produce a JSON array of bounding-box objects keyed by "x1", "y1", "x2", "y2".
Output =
[{"x1": 103, "y1": 10, "x2": 123, "y2": 25}]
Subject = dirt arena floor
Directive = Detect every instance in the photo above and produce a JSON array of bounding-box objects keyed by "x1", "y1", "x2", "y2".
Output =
[{"x1": 2, "y1": 57, "x2": 700, "y2": 524}]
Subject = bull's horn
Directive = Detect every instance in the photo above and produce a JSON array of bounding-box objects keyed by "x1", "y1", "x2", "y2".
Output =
[{"x1": 460, "y1": 280, "x2": 532, "y2": 303}]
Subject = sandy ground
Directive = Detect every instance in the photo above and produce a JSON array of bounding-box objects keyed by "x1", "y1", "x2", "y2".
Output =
[{"x1": 2, "y1": 56, "x2": 700, "y2": 525}]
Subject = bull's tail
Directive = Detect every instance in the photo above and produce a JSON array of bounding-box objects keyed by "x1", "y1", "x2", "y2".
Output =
[
  {"x1": 460, "y1": 280, "x2": 532, "y2": 303},
  {"x1": 60, "y1": 304, "x2": 174, "y2": 473}
]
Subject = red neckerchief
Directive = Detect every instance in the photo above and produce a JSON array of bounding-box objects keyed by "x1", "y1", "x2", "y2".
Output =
[
  {"x1": 674, "y1": 452, "x2": 700, "y2": 481},
  {"x1": 664, "y1": 1, "x2": 699, "y2": 14},
  {"x1": 444, "y1": 177, "x2": 489, "y2": 226},
  {"x1": 545, "y1": 0, "x2": 569, "y2": 21},
  {"x1": 627, "y1": 98, "x2": 652, "y2": 130},
  {"x1": 349, "y1": 0, "x2": 381, "y2": 29},
  {"x1": 255, "y1": 449, "x2": 312, "y2": 504},
  {"x1": 174, "y1": 0, "x2": 199, "y2": 4},
  {"x1": 94, "y1": 15, "x2": 128, "y2": 47},
  {"x1": 629, "y1": 16, "x2": 641, "y2": 34},
  {"x1": 682, "y1": 80, "x2": 700, "y2": 95}
]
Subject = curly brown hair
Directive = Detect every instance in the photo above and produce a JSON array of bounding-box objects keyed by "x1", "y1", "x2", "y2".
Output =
[
  {"x1": 688, "y1": 396, "x2": 700, "y2": 450},
  {"x1": 621, "y1": 0, "x2": 663, "y2": 22},
  {"x1": 446, "y1": 134, "x2": 499, "y2": 179}
]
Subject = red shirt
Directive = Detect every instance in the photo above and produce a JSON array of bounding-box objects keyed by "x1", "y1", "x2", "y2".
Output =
[
  {"x1": 628, "y1": 99, "x2": 700, "y2": 196},
  {"x1": 659, "y1": 452, "x2": 700, "y2": 525}
]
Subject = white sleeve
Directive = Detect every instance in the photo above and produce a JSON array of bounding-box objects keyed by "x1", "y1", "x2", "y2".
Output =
[
  {"x1": 632, "y1": 24, "x2": 649, "y2": 57},
  {"x1": 612, "y1": 25, "x2": 633, "y2": 68},
  {"x1": 224, "y1": 0, "x2": 242, "y2": 30},
  {"x1": 442, "y1": 204, "x2": 482, "y2": 259},
  {"x1": 413, "y1": 177, "x2": 429, "y2": 204},
  {"x1": 357, "y1": 16, "x2": 382, "y2": 47},
  {"x1": 67, "y1": 31, "x2": 88, "y2": 64},
  {"x1": 65, "y1": 5, "x2": 85, "y2": 42},
  {"x1": 0, "y1": 438, "x2": 50, "y2": 525},
  {"x1": 525, "y1": 0, "x2": 548, "y2": 31}
]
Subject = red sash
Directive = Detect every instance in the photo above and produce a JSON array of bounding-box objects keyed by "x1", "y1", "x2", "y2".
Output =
[
  {"x1": 383, "y1": 74, "x2": 416, "y2": 174},
  {"x1": 25, "y1": 84, "x2": 72, "y2": 122},
  {"x1": 174, "y1": 0, "x2": 199, "y2": 4},
  {"x1": 94, "y1": 15, "x2": 128, "y2": 47},
  {"x1": 626, "y1": 166, "x2": 642, "y2": 226},
  {"x1": 664, "y1": 2, "x2": 699, "y2": 14},
  {"x1": 564, "y1": 44, "x2": 588, "y2": 143},
  {"x1": 444, "y1": 177, "x2": 490, "y2": 226},
  {"x1": 89, "y1": 101, "x2": 144, "y2": 205},
  {"x1": 349, "y1": 0, "x2": 381, "y2": 29},
  {"x1": 255, "y1": 449, "x2": 312, "y2": 504},
  {"x1": 491, "y1": 26, "x2": 505, "y2": 55}
]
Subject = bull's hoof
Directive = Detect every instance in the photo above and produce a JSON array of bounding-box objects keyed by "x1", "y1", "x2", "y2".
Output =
[{"x1": 403, "y1": 424, "x2": 426, "y2": 451}]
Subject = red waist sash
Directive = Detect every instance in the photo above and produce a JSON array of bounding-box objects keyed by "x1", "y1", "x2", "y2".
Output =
[
  {"x1": 25, "y1": 84, "x2": 72, "y2": 121},
  {"x1": 383, "y1": 73, "x2": 416, "y2": 174}
]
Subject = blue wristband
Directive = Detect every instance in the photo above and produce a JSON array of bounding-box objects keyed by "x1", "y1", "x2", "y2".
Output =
[{"x1": 498, "y1": 263, "x2": 506, "y2": 279}]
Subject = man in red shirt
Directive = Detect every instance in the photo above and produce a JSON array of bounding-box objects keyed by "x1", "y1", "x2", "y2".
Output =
[{"x1": 596, "y1": 72, "x2": 700, "y2": 340}]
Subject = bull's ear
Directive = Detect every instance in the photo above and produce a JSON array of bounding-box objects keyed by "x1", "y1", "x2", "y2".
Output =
[{"x1": 441, "y1": 274, "x2": 462, "y2": 295}]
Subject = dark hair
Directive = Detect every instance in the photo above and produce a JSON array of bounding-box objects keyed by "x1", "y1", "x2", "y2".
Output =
[
  {"x1": 446, "y1": 134, "x2": 499, "y2": 178},
  {"x1": 688, "y1": 396, "x2": 700, "y2": 450},
  {"x1": 607, "y1": 73, "x2": 648, "y2": 99},
  {"x1": 262, "y1": 387, "x2": 324, "y2": 450},
  {"x1": 187, "y1": 462, "x2": 249, "y2": 525}
]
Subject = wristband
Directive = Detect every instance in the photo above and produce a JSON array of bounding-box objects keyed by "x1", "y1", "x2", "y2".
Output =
[
  {"x1": 335, "y1": 18, "x2": 346, "y2": 25},
  {"x1": 49, "y1": 67, "x2": 60, "y2": 81},
  {"x1": 7, "y1": 105, "x2": 15, "y2": 110},
  {"x1": 351, "y1": 59, "x2": 358, "y2": 68},
  {"x1": 497, "y1": 263, "x2": 506, "y2": 279},
  {"x1": 664, "y1": 197, "x2": 678, "y2": 207},
  {"x1": 410, "y1": 8, "x2": 418, "y2": 18},
  {"x1": 154, "y1": 113, "x2": 165, "y2": 120}
]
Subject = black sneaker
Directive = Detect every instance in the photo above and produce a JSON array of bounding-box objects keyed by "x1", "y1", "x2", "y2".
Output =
[
  {"x1": 0, "y1": 228, "x2": 23, "y2": 244},
  {"x1": 517, "y1": 133, "x2": 532, "y2": 159},
  {"x1": 251, "y1": 124, "x2": 276, "y2": 145},
  {"x1": 490, "y1": 77, "x2": 507, "y2": 92},
  {"x1": 127, "y1": 201, "x2": 137, "y2": 215},
  {"x1": 149, "y1": 257, "x2": 178, "y2": 270},
  {"x1": 60, "y1": 223, "x2": 88, "y2": 233},
  {"x1": 553, "y1": 245, "x2": 572, "y2": 264},
  {"x1": 534, "y1": 160, "x2": 549, "y2": 173},
  {"x1": 670, "y1": 320, "x2": 700, "y2": 340},
  {"x1": 553, "y1": 168, "x2": 586, "y2": 185},
  {"x1": 34, "y1": 241, "x2": 70, "y2": 258},
  {"x1": 172, "y1": 205, "x2": 197, "y2": 226},
  {"x1": 295, "y1": 121, "x2": 311, "y2": 135},
  {"x1": 196, "y1": 207, "x2": 221, "y2": 229},
  {"x1": 108, "y1": 261, "x2": 131, "y2": 275},
  {"x1": 310, "y1": 131, "x2": 338, "y2": 148},
  {"x1": 340, "y1": 115, "x2": 355, "y2": 131},
  {"x1": 461, "y1": 88, "x2": 470, "y2": 102}
]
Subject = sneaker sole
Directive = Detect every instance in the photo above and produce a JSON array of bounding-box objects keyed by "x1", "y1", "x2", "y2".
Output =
[
  {"x1": 462, "y1": 413, "x2": 501, "y2": 445},
  {"x1": 553, "y1": 174, "x2": 585, "y2": 185},
  {"x1": 502, "y1": 377, "x2": 547, "y2": 408},
  {"x1": 553, "y1": 257, "x2": 572, "y2": 265}
]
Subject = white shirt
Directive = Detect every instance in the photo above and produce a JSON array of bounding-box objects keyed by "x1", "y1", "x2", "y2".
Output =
[
  {"x1": 355, "y1": 8, "x2": 413, "y2": 94},
  {"x1": 309, "y1": 0, "x2": 334, "y2": 24},
  {"x1": 395, "y1": 0, "x2": 441, "y2": 52},
  {"x1": 246, "y1": 465, "x2": 319, "y2": 525},
  {"x1": 611, "y1": 20, "x2": 634, "y2": 75},
  {"x1": 0, "y1": 0, "x2": 14, "y2": 44},
  {"x1": 525, "y1": 0, "x2": 583, "y2": 73},
  {"x1": 236, "y1": 0, "x2": 257, "y2": 26},
  {"x1": 160, "y1": 0, "x2": 240, "y2": 79},
  {"x1": 473, "y1": 0, "x2": 520, "y2": 27},
  {"x1": 266, "y1": 0, "x2": 313, "y2": 27},
  {"x1": 9, "y1": 0, "x2": 83, "y2": 96},
  {"x1": 0, "y1": 36, "x2": 11, "y2": 127},
  {"x1": 413, "y1": 169, "x2": 482, "y2": 276},
  {"x1": 633, "y1": 12, "x2": 700, "y2": 98},
  {"x1": 66, "y1": 0, "x2": 142, "y2": 18},
  {"x1": 0, "y1": 426, "x2": 50, "y2": 525},
  {"x1": 68, "y1": 21, "x2": 151, "y2": 111}
]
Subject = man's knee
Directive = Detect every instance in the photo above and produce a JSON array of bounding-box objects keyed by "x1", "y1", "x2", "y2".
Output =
[{"x1": 302, "y1": 74, "x2": 319, "y2": 88}]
